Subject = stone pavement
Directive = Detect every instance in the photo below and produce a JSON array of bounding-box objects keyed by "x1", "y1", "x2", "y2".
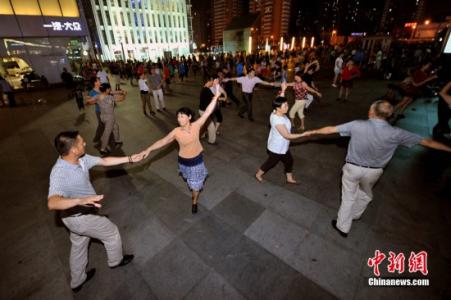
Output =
[{"x1": 0, "y1": 75, "x2": 450, "y2": 300}]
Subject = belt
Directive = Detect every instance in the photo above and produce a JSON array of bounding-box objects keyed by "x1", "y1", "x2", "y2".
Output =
[{"x1": 346, "y1": 161, "x2": 382, "y2": 169}]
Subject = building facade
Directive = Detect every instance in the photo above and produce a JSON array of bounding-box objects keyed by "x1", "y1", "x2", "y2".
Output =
[
  {"x1": 0, "y1": 0, "x2": 91, "y2": 86},
  {"x1": 249, "y1": 0, "x2": 290, "y2": 41},
  {"x1": 84, "y1": 0, "x2": 191, "y2": 61},
  {"x1": 211, "y1": 0, "x2": 247, "y2": 47}
]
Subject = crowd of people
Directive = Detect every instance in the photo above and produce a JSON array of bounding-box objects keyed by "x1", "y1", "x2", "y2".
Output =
[{"x1": 47, "y1": 45, "x2": 451, "y2": 292}]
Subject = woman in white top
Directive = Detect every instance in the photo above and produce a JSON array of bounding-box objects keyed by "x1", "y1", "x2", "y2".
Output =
[{"x1": 255, "y1": 83, "x2": 305, "y2": 184}]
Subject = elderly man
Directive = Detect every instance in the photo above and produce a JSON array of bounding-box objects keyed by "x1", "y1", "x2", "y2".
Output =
[
  {"x1": 302, "y1": 100, "x2": 451, "y2": 237},
  {"x1": 48, "y1": 131, "x2": 143, "y2": 292}
]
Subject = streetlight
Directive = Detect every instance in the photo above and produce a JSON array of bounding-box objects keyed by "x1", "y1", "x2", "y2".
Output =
[
  {"x1": 301, "y1": 36, "x2": 306, "y2": 49},
  {"x1": 310, "y1": 37, "x2": 315, "y2": 48},
  {"x1": 424, "y1": 19, "x2": 431, "y2": 25},
  {"x1": 290, "y1": 37, "x2": 295, "y2": 50},
  {"x1": 279, "y1": 37, "x2": 283, "y2": 51}
]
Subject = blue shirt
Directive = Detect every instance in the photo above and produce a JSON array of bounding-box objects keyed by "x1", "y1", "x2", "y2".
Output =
[
  {"x1": 336, "y1": 119, "x2": 423, "y2": 168},
  {"x1": 48, "y1": 154, "x2": 101, "y2": 217},
  {"x1": 89, "y1": 89, "x2": 100, "y2": 112}
]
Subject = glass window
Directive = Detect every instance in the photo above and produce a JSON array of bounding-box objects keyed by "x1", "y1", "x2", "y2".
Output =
[
  {"x1": 10, "y1": 0, "x2": 41, "y2": 16},
  {"x1": 113, "y1": 14, "x2": 118, "y2": 25},
  {"x1": 146, "y1": 14, "x2": 150, "y2": 27},
  {"x1": 102, "y1": 29, "x2": 108, "y2": 44},
  {"x1": 143, "y1": 32, "x2": 147, "y2": 43},
  {"x1": 152, "y1": 14, "x2": 155, "y2": 27},
  {"x1": 127, "y1": 12, "x2": 131, "y2": 24},
  {"x1": 131, "y1": 0, "x2": 135, "y2": 9},
  {"x1": 168, "y1": 15, "x2": 171, "y2": 27},
  {"x1": 163, "y1": 15, "x2": 166, "y2": 27},
  {"x1": 134, "y1": 13, "x2": 138, "y2": 26},
  {"x1": 140, "y1": 13, "x2": 144, "y2": 26},
  {"x1": 120, "y1": 12, "x2": 125, "y2": 26},
  {"x1": 97, "y1": 10, "x2": 104, "y2": 25},
  {"x1": 105, "y1": 12, "x2": 111, "y2": 26},
  {"x1": 125, "y1": 0, "x2": 129, "y2": 8},
  {"x1": 38, "y1": 0, "x2": 62, "y2": 16},
  {"x1": 110, "y1": 30, "x2": 115, "y2": 44},
  {"x1": 58, "y1": 0, "x2": 79, "y2": 16},
  {"x1": 0, "y1": 0, "x2": 14, "y2": 14},
  {"x1": 130, "y1": 31, "x2": 135, "y2": 43}
]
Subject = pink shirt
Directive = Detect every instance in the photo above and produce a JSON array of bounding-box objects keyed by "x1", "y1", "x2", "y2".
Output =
[{"x1": 237, "y1": 76, "x2": 263, "y2": 93}]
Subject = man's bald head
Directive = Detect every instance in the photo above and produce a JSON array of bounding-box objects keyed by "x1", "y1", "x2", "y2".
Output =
[{"x1": 369, "y1": 100, "x2": 393, "y2": 120}]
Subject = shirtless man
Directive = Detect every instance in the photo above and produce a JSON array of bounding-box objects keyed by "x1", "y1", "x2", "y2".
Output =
[{"x1": 140, "y1": 87, "x2": 223, "y2": 213}]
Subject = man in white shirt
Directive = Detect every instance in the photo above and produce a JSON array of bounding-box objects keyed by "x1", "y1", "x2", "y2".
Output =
[{"x1": 224, "y1": 68, "x2": 274, "y2": 121}]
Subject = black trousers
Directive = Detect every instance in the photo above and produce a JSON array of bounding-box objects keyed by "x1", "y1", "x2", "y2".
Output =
[
  {"x1": 93, "y1": 110, "x2": 105, "y2": 143},
  {"x1": 433, "y1": 97, "x2": 451, "y2": 138},
  {"x1": 225, "y1": 85, "x2": 240, "y2": 105},
  {"x1": 260, "y1": 149, "x2": 293, "y2": 173},
  {"x1": 239, "y1": 92, "x2": 253, "y2": 119}
]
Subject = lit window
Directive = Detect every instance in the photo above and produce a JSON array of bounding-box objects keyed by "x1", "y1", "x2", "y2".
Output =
[
  {"x1": 38, "y1": 0, "x2": 62, "y2": 16},
  {"x1": 0, "y1": 0, "x2": 13, "y2": 14},
  {"x1": 59, "y1": 0, "x2": 79, "y2": 17},
  {"x1": 10, "y1": 0, "x2": 41, "y2": 16}
]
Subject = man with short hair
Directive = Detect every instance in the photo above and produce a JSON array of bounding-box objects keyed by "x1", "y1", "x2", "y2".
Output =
[
  {"x1": 48, "y1": 131, "x2": 143, "y2": 292},
  {"x1": 224, "y1": 68, "x2": 274, "y2": 121},
  {"x1": 302, "y1": 100, "x2": 451, "y2": 237}
]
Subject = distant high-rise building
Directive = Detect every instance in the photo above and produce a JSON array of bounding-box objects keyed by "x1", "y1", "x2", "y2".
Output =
[
  {"x1": 379, "y1": 0, "x2": 427, "y2": 33},
  {"x1": 211, "y1": 0, "x2": 247, "y2": 46},
  {"x1": 81, "y1": 0, "x2": 191, "y2": 61},
  {"x1": 249, "y1": 0, "x2": 290, "y2": 40},
  {"x1": 191, "y1": 1, "x2": 212, "y2": 49}
]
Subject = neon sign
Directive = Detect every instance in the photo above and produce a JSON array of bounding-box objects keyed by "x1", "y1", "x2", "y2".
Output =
[{"x1": 43, "y1": 21, "x2": 82, "y2": 31}]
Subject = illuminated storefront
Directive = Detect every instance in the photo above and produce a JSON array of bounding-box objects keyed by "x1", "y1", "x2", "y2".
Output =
[
  {"x1": 85, "y1": 0, "x2": 190, "y2": 61},
  {"x1": 0, "y1": 0, "x2": 91, "y2": 86}
]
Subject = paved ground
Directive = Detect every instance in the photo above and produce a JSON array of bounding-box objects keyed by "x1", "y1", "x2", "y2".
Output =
[{"x1": 0, "y1": 74, "x2": 450, "y2": 300}]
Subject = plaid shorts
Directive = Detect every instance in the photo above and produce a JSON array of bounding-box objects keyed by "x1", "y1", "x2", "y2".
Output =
[{"x1": 178, "y1": 153, "x2": 208, "y2": 191}]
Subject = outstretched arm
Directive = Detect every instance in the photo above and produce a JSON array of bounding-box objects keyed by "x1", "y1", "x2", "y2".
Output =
[
  {"x1": 98, "y1": 154, "x2": 144, "y2": 166},
  {"x1": 275, "y1": 124, "x2": 305, "y2": 140},
  {"x1": 420, "y1": 138, "x2": 451, "y2": 152},
  {"x1": 195, "y1": 90, "x2": 222, "y2": 127},
  {"x1": 48, "y1": 194, "x2": 104, "y2": 211},
  {"x1": 142, "y1": 129, "x2": 177, "y2": 158},
  {"x1": 301, "y1": 126, "x2": 338, "y2": 137}
]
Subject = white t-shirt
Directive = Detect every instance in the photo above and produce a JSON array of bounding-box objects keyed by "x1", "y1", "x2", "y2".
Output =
[
  {"x1": 267, "y1": 113, "x2": 291, "y2": 154},
  {"x1": 334, "y1": 57, "x2": 343, "y2": 73},
  {"x1": 139, "y1": 79, "x2": 149, "y2": 91},
  {"x1": 97, "y1": 70, "x2": 108, "y2": 83},
  {"x1": 237, "y1": 76, "x2": 263, "y2": 93}
]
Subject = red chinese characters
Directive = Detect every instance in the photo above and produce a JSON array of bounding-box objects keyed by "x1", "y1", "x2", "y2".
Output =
[
  {"x1": 367, "y1": 250, "x2": 386, "y2": 277},
  {"x1": 367, "y1": 250, "x2": 429, "y2": 276},
  {"x1": 408, "y1": 251, "x2": 428, "y2": 275},
  {"x1": 387, "y1": 251, "x2": 405, "y2": 274}
]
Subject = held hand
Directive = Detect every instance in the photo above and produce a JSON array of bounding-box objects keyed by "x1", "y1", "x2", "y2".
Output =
[
  {"x1": 300, "y1": 130, "x2": 314, "y2": 137},
  {"x1": 81, "y1": 195, "x2": 104, "y2": 208},
  {"x1": 141, "y1": 149, "x2": 151, "y2": 159},
  {"x1": 131, "y1": 153, "x2": 144, "y2": 163},
  {"x1": 317, "y1": 92, "x2": 322, "y2": 98},
  {"x1": 281, "y1": 81, "x2": 287, "y2": 91}
]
